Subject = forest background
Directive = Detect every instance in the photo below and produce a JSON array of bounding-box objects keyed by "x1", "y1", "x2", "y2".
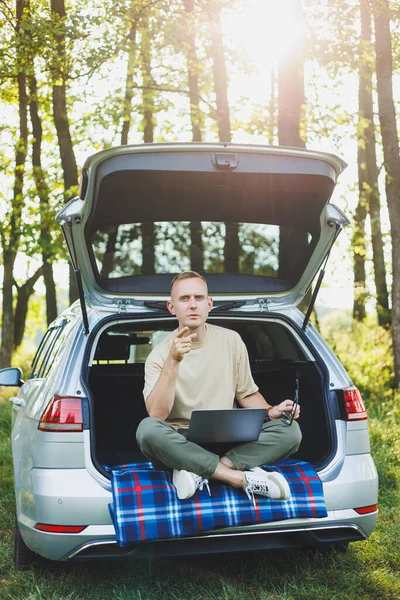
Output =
[
  {"x1": 0, "y1": 0, "x2": 399, "y2": 377},
  {"x1": 0, "y1": 0, "x2": 400, "y2": 383},
  {"x1": 0, "y1": 1, "x2": 400, "y2": 598}
]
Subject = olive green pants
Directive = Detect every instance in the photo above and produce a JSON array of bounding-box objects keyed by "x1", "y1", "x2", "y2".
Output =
[{"x1": 136, "y1": 416, "x2": 302, "y2": 479}]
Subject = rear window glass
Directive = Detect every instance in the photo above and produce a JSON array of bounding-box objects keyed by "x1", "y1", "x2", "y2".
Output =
[{"x1": 91, "y1": 221, "x2": 314, "y2": 283}]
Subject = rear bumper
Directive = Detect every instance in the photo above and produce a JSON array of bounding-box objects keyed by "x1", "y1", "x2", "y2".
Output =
[
  {"x1": 17, "y1": 454, "x2": 378, "y2": 561},
  {"x1": 19, "y1": 511, "x2": 377, "y2": 562},
  {"x1": 68, "y1": 521, "x2": 370, "y2": 560}
]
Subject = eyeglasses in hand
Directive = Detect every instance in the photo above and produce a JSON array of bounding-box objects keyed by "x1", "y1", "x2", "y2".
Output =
[{"x1": 281, "y1": 372, "x2": 300, "y2": 426}]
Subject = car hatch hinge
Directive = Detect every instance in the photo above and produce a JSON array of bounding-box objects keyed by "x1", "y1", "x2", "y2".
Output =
[
  {"x1": 117, "y1": 299, "x2": 133, "y2": 313},
  {"x1": 258, "y1": 299, "x2": 271, "y2": 312}
]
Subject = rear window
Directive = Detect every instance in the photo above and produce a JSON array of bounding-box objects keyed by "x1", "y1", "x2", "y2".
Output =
[
  {"x1": 91, "y1": 220, "x2": 314, "y2": 286},
  {"x1": 85, "y1": 154, "x2": 336, "y2": 293}
]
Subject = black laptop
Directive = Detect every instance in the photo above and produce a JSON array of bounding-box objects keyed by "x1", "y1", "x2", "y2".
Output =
[{"x1": 178, "y1": 408, "x2": 266, "y2": 444}]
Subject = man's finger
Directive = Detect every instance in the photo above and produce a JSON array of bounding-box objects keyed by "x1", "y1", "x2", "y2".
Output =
[
  {"x1": 176, "y1": 327, "x2": 189, "y2": 338},
  {"x1": 177, "y1": 346, "x2": 191, "y2": 355},
  {"x1": 281, "y1": 400, "x2": 292, "y2": 411},
  {"x1": 180, "y1": 335, "x2": 195, "y2": 344},
  {"x1": 179, "y1": 333, "x2": 198, "y2": 344}
]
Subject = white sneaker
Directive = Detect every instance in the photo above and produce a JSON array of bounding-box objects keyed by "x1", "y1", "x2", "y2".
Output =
[
  {"x1": 172, "y1": 469, "x2": 211, "y2": 500},
  {"x1": 243, "y1": 467, "x2": 291, "y2": 505}
]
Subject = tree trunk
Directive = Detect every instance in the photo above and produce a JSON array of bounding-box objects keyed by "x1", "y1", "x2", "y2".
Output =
[
  {"x1": 277, "y1": 0, "x2": 306, "y2": 149},
  {"x1": 354, "y1": 0, "x2": 389, "y2": 324},
  {"x1": 353, "y1": 0, "x2": 370, "y2": 322},
  {"x1": 141, "y1": 222, "x2": 155, "y2": 275},
  {"x1": 29, "y1": 75, "x2": 58, "y2": 325},
  {"x1": 141, "y1": 17, "x2": 155, "y2": 144},
  {"x1": 190, "y1": 221, "x2": 204, "y2": 272},
  {"x1": 100, "y1": 227, "x2": 118, "y2": 278},
  {"x1": 50, "y1": 0, "x2": 78, "y2": 196},
  {"x1": 224, "y1": 222, "x2": 240, "y2": 273},
  {"x1": 373, "y1": 0, "x2": 400, "y2": 385},
  {"x1": 121, "y1": 15, "x2": 137, "y2": 145},
  {"x1": 140, "y1": 17, "x2": 155, "y2": 274},
  {"x1": 206, "y1": 3, "x2": 238, "y2": 273},
  {"x1": 50, "y1": 0, "x2": 79, "y2": 305},
  {"x1": 0, "y1": 0, "x2": 28, "y2": 368},
  {"x1": 352, "y1": 198, "x2": 368, "y2": 321},
  {"x1": 52, "y1": 85, "x2": 78, "y2": 195},
  {"x1": 208, "y1": 4, "x2": 231, "y2": 143},
  {"x1": 183, "y1": 0, "x2": 204, "y2": 271},
  {"x1": 14, "y1": 267, "x2": 44, "y2": 349},
  {"x1": 43, "y1": 261, "x2": 58, "y2": 325},
  {"x1": 183, "y1": 0, "x2": 203, "y2": 142},
  {"x1": 0, "y1": 251, "x2": 17, "y2": 368},
  {"x1": 277, "y1": 0, "x2": 308, "y2": 312}
]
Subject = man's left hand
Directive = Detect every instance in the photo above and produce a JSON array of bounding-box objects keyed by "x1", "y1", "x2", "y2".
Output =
[{"x1": 269, "y1": 399, "x2": 300, "y2": 421}]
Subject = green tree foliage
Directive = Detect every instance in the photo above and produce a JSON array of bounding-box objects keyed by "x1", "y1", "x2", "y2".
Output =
[{"x1": 0, "y1": 0, "x2": 399, "y2": 388}]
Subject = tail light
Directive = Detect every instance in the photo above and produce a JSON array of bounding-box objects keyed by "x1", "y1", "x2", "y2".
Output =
[
  {"x1": 35, "y1": 523, "x2": 87, "y2": 533},
  {"x1": 38, "y1": 395, "x2": 83, "y2": 432},
  {"x1": 343, "y1": 387, "x2": 368, "y2": 421}
]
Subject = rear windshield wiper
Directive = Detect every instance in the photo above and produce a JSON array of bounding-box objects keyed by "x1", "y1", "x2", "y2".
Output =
[
  {"x1": 143, "y1": 300, "x2": 246, "y2": 312},
  {"x1": 212, "y1": 301, "x2": 246, "y2": 311},
  {"x1": 143, "y1": 301, "x2": 170, "y2": 312}
]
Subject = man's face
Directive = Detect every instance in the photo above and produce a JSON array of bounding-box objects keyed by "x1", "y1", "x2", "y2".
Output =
[{"x1": 167, "y1": 277, "x2": 213, "y2": 329}]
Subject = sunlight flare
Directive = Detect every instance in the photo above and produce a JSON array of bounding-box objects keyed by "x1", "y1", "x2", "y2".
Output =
[{"x1": 225, "y1": 0, "x2": 305, "y2": 67}]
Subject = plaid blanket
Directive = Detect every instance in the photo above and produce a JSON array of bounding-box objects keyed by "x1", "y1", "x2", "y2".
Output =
[{"x1": 108, "y1": 459, "x2": 327, "y2": 546}]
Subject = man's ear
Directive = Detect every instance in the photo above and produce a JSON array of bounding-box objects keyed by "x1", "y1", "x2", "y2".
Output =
[
  {"x1": 167, "y1": 299, "x2": 175, "y2": 315},
  {"x1": 207, "y1": 296, "x2": 213, "y2": 312}
]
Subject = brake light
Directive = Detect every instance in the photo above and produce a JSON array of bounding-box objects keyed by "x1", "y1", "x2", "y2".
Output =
[
  {"x1": 35, "y1": 523, "x2": 87, "y2": 533},
  {"x1": 354, "y1": 505, "x2": 378, "y2": 515},
  {"x1": 38, "y1": 395, "x2": 83, "y2": 432},
  {"x1": 343, "y1": 387, "x2": 368, "y2": 421}
]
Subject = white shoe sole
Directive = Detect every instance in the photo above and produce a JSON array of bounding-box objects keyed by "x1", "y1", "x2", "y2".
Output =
[
  {"x1": 265, "y1": 472, "x2": 291, "y2": 500},
  {"x1": 172, "y1": 469, "x2": 196, "y2": 500},
  {"x1": 250, "y1": 467, "x2": 291, "y2": 500}
]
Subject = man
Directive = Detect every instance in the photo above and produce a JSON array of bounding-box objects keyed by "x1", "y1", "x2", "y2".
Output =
[{"x1": 136, "y1": 271, "x2": 302, "y2": 503}]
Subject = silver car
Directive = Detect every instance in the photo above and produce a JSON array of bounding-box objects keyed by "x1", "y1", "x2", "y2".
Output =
[{"x1": 1, "y1": 143, "x2": 378, "y2": 567}]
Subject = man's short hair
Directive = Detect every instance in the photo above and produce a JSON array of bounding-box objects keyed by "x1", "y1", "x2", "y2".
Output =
[{"x1": 170, "y1": 271, "x2": 207, "y2": 292}]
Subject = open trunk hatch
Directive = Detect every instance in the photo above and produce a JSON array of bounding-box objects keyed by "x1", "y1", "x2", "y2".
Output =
[{"x1": 56, "y1": 143, "x2": 348, "y2": 312}]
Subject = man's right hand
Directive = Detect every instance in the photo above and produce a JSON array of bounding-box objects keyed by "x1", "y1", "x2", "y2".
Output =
[{"x1": 170, "y1": 327, "x2": 197, "y2": 362}]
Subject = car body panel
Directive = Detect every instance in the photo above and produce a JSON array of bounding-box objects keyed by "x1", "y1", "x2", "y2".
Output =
[{"x1": 346, "y1": 422, "x2": 372, "y2": 455}]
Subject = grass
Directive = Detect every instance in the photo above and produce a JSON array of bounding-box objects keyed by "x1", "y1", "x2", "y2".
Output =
[{"x1": 1, "y1": 389, "x2": 399, "y2": 599}]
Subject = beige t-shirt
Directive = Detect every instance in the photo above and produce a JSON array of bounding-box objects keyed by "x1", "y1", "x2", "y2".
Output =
[{"x1": 143, "y1": 323, "x2": 258, "y2": 421}]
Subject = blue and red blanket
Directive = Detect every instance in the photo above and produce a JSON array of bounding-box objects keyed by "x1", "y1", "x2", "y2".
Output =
[{"x1": 108, "y1": 459, "x2": 327, "y2": 546}]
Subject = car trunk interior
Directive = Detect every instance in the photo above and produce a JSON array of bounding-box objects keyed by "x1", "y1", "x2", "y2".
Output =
[{"x1": 87, "y1": 316, "x2": 334, "y2": 473}]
